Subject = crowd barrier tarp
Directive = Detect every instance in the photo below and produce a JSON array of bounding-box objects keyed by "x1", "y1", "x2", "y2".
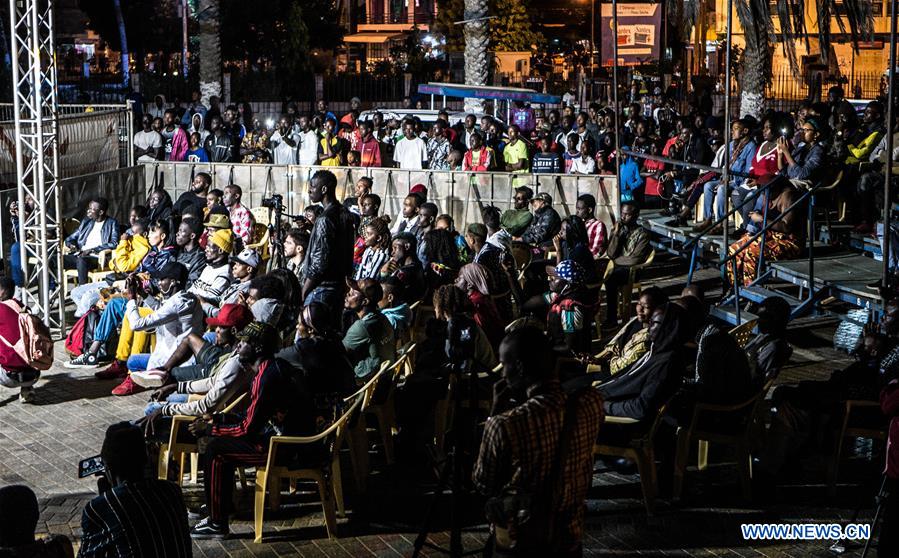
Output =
[
  {"x1": 0, "y1": 111, "x2": 123, "y2": 186},
  {"x1": 144, "y1": 163, "x2": 621, "y2": 234}
]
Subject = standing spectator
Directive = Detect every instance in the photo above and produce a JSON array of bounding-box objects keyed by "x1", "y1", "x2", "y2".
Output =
[
  {"x1": 602, "y1": 202, "x2": 650, "y2": 327},
  {"x1": 510, "y1": 100, "x2": 536, "y2": 135},
  {"x1": 343, "y1": 279, "x2": 396, "y2": 379},
  {"x1": 63, "y1": 198, "x2": 120, "y2": 284},
  {"x1": 463, "y1": 132, "x2": 494, "y2": 171},
  {"x1": 160, "y1": 109, "x2": 188, "y2": 162},
  {"x1": 341, "y1": 97, "x2": 363, "y2": 125},
  {"x1": 318, "y1": 118, "x2": 344, "y2": 166},
  {"x1": 427, "y1": 120, "x2": 452, "y2": 170},
  {"x1": 240, "y1": 118, "x2": 271, "y2": 164},
  {"x1": 568, "y1": 140, "x2": 597, "y2": 174},
  {"x1": 0, "y1": 485, "x2": 73, "y2": 556},
  {"x1": 297, "y1": 115, "x2": 320, "y2": 166},
  {"x1": 223, "y1": 184, "x2": 255, "y2": 247},
  {"x1": 503, "y1": 125, "x2": 529, "y2": 176},
  {"x1": 302, "y1": 170, "x2": 356, "y2": 324},
  {"x1": 78, "y1": 422, "x2": 191, "y2": 556},
  {"x1": 186, "y1": 132, "x2": 210, "y2": 163},
  {"x1": 474, "y1": 326, "x2": 604, "y2": 557},
  {"x1": 576, "y1": 193, "x2": 607, "y2": 257},
  {"x1": 204, "y1": 116, "x2": 235, "y2": 163},
  {"x1": 133, "y1": 114, "x2": 162, "y2": 162},
  {"x1": 314, "y1": 98, "x2": 337, "y2": 123},
  {"x1": 174, "y1": 172, "x2": 211, "y2": 217},
  {"x1": 357, "y1": 120, "x2": 382, "y2": 168},
  {"x1": 269, "y1": 116, "x2": 299, "y2": 165},
  {"x1": 394, "y1": 119, "x2": 428, "y2": 170},
  {"x1": 180, "y1": 90, "x2": 207, "y2": 127},
  {"x1": 532, "y1": 136, "x2": 562, "y2": 174},
  {"x1": 188, "y1": 112, "x2": 210, "y2": 146}
]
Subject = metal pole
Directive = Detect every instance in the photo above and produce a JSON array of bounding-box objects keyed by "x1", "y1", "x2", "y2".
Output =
[
  {"x1": 182, "y1": 0, "x2": 189, "y2": 77},
  {"x1": 590, "y1": 0, "x2": 595, "y2": 85},
  {"x1": 884, "y1": 0, "x2": 897, "y2": 289},
  {"x1": 722, "y1": 0, "x2": 734, "y2": 295},
  {"x1": 611, "y1": 0, "x2": 621, "y2": 200},
  {"x1": 126, "y1": 100, "x2": 135, "y2": 167}
]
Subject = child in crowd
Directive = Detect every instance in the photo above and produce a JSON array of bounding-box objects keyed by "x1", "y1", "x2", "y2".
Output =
[{"x1": 186, "y1": 132, "x2": 209, "y2": 163}]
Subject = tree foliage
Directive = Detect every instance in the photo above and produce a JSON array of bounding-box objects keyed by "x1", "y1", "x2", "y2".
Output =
[
  {"x1": 489, "y1": 0, "x2": 543, "y2": 52},
  {"x1": 77, "y1": 0, "x2": 181, "y2": 58},
  {"x1": 434, "y1": 0, "x2": 465, "y2": 52}
]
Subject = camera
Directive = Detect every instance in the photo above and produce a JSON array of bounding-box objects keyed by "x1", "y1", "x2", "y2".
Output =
[
  {"x1": 261, "y1": 194, "x2": 284, "y2": 211},
  {"x1": 446, "y1": 317, "x2": 476, "y2": 364}
]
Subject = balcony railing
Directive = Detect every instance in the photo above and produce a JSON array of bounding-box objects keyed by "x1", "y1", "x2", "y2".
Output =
[{"x1": 360, "y1": 11, "x2": 434, "y2": 25}]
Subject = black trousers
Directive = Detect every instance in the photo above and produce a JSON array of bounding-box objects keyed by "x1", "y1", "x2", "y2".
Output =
[
  {"x1": 603, "y1": 266, "x2": 631, "y2": 324},
  {"x1": 203, "y1": 436, "x2": 268, "y2": 523},
  {"x1": 63, "y1": 253, "x2": 99, "y2": 284}
]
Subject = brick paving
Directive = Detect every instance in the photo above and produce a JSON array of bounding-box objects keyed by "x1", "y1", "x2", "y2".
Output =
[{"x1": 0, "y1": 314, "x2": 886, "y2": 556}]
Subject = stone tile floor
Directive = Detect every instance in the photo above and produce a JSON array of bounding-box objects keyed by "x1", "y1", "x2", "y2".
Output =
[{"x1": 0, "y1": 324, "x2": 885, "y2": 557}]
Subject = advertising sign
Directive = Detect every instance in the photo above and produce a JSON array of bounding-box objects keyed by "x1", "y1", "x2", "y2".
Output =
[{"x1": 600, "y1": 3, "x2": 662, "y2": 67}]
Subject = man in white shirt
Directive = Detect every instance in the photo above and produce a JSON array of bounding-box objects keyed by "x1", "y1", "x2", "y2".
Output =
[
  {"x1": 133, "y1": 115, "x2": 163, "y2": 163},
  {"x1": 269, "y1": 116, "x2": 299, "y2": 165},
  {"x1": 297, "y1": 116, "x2": 320, "y2": 166},
  {"x1": 568, "y1": 141, "x2": 597, "y2": 174},
  {"x1": 63, "y1": 197, "x2": 120, "y2": 284},
  {"x1": 393, "y1": 120, "x2": 428, "y2": 170}
]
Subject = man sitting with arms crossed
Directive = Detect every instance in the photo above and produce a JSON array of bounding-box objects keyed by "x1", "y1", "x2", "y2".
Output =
[{"x1": 474, "y1": 326, "x2": 604, "y2": 557}]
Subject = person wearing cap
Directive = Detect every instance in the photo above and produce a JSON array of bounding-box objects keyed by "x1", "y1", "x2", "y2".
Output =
[
  {"x1": 204, "y1": 248, "x2": 261, "y2": 317},
  {"x1": 202, "y1": 211, "x2": 231, "y2": 249},
  {"x1": 134, "y1": 302, "x2": 251, "y2": 391},
  {"x1": 343, "y1": 279, "x2": 396, "y2": 379},
  {"x1": 188, "y1": 229, "x2": 233, "y2": 306},
  {"x1": 520, "y1": 191, "x2": 562, "y2": 247},
  {"x1": 189, "y1": 321, "x2": 316, "y2": 539},
  {"x1": 544, "y1": 259, "x2": 594, "y2": 358},
  {"x1": 109, "y1": 262, "x2": 204, "y2": 396}
]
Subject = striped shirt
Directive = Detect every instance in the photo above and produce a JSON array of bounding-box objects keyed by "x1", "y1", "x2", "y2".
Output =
[
  {"x1": 585, "y1": 218, "x2": 607, "y2": 258},
  {"x1": 473, "y1": 385, "x2": 604, "y2": 553},
  {"x1": 354, "y1": 247, "x2": 390, "y2": 280},
  {"x1": 78, "y1": 479, "x2": 191, "y2": 558}
]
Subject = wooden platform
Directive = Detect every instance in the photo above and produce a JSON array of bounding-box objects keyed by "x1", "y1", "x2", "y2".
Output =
[{"x1": 769, "y1": 254, "x2": 883, "y2": 308}]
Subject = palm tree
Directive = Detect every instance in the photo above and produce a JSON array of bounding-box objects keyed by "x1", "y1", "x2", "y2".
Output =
[
  {"x1": 733, "y1": 0, "x2": 872, "y2": 118},
  {"x1": 198, "y1": 0, "x2": 221, "y2": 105},
  {"x1": 463, "y1": 0, "x2": 489, "y2": 112},
  {"x1": 112, "y1": 0, "x2": 129, "y2": 86}
]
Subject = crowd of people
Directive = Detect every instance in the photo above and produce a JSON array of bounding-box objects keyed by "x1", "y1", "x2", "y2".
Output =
[{"x1": 2, "y1": 81, "x2": 899, "y2": 555}]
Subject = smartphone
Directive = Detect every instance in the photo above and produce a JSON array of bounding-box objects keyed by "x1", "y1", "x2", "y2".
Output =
[{"x1": 78, "y1": 455, "x2": 105, "y2": 478}]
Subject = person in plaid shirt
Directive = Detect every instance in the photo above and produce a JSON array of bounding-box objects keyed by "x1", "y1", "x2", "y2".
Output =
[
  {"x1": 575, "y1": 193, "x2": 608, "y2": 258},
  {"x1": 474, "y1": 326, "x2": 604, "y2": 557},
  {"x1": 223, "y1": 184, "x2": 255, "y2": 247}
]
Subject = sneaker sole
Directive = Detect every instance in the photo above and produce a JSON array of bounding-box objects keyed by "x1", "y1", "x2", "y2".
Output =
[
  {"x1": 131, "y1": 373, "x2": 166, "y2": 388},
  {"x1": 189, "y1": 530, "x2": 228, "y2": 540},
  {"x1": 64, "y1": 360, "x2": 100, "y2": 369}
]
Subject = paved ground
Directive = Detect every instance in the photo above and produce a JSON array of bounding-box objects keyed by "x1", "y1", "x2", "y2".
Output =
[{"x1": 0, "y1": 270, "x2": 888, "y2": 556}]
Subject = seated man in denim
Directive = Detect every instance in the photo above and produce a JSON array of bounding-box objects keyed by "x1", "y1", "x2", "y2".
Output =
[{"x1": 63, "y1": 197, "x2": 120, "y2": 284}]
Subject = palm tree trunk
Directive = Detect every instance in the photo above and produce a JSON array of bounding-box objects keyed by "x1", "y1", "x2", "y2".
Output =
[
  {"x1": 112, "y1": 0, "x2": 130, "y2": 86},
  {"x1": 463, "y1": 0, "x2": 489, "y2": 113},
  {"x1": 198, "y1": 0, "x2": 222, "y2": 105},
  {"x1": 736, "y1": 0, "x2": 771, "y2": 118}
]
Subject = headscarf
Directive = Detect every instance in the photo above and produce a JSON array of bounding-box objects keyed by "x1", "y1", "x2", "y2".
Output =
[{"x1": 456, "y1": 262, "x2": 492, "y2": 296}]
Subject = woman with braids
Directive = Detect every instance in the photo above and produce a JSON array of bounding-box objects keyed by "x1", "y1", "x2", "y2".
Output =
[
  {"x1": 455, "y1": 263, "x2": 504, "y2": 348},
  {"x1": 352, "y1": 193, "x2": 381, "y2": 266},
  {"x1": 395, "y1": 284, "x2": 497, "y2": 461},
  {"x1": 354, "y1": 216, "x2": 392, "y2": 280},
  {"x1": 423, "y1": 228, "x2": 461, "y2": 293}
]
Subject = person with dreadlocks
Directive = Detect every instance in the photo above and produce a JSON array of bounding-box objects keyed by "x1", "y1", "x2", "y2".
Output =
[{"x1": 354, "y1": 216, "x2": 392, "y2": 280}]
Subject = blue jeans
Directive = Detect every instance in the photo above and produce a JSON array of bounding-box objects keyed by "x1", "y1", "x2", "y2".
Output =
[
  {"x1": 702, "y1": 180, "x2": 727, "y2": 220},
  {"x1": 143, "y1": 393, "x2": 189, "y2": 415},
  {"x1": 203, "y1": 332, "x2": 216, "y2": 344},
  {"x1": 95, "y1": 297, "x2": 127, "y2": 343},
  {"x1": 10, "y1": 242, "x2": 23, "y2": 287},
  {"x1": 126, "y1": 353, "x2": 150, "y2": 372}
]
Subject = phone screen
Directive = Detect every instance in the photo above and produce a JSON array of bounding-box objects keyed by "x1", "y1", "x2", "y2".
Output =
[{"x1": 78, "y1": 455, "x2": 105, "y2": 478}]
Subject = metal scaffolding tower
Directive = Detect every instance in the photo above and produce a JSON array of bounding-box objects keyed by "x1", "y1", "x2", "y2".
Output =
[{"x1": 9, "y1": 0, "x2": 64, "y2": 330}]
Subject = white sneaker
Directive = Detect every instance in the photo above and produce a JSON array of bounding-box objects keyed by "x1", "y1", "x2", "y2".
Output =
[{"x1": 130, "y1": 369, "x2": 168, "y2": 388}]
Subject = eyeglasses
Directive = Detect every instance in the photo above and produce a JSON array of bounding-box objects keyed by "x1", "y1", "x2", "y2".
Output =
[{"x1": 513, "y1": 196, "x2": 528, "y2": 201}]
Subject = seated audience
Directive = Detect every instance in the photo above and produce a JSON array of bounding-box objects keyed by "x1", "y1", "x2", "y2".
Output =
[
  {"x1": 63, "y1": 198, "x2": 120, "y2": 284},
  {"x1": 0, "y1": 485, "x2": 73, "y2": 557},
  {"x1": 519, "y1": 192, "x2": 562, "y2": 247},
  {"x1": 343, "y1": 279, "x2": 396, "y2": 379},
  {"x1": 380, "y1": 231, "x2": 426, "y2": 303},
  {"x1": 602, "y1": 201, "x2": 650, "y2": 328},
  {"x1": 576, "y1": 193, "x2": 608, "y2": 258},
  {"x1": 501, "y1": 186, "x2": 534, "y2": 237},
  {"x1": 592, "y1": 286, "x2": 668, "y2": 379},
  {"x1": 355, "y1": 217, "x2": 392, "y2": 280}
]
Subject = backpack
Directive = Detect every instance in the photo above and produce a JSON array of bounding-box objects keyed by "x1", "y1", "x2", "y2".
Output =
[
  {"x1": 0, "y1": 300, "x2": 54, "y2": 371},
  {"x1": 65, "y1": 311, "x2": 90, "y2": 356}
]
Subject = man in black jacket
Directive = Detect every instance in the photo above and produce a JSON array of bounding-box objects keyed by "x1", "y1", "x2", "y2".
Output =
[
  {"x1": 302, "y1": 170, "x2": 356, "y2": 329},
  {"x1": 204, "y1": 116, "x2": 234, "y2": 163},
  {"x1": 519, "y1": 192, "x2": 561, "y2": 246},
  {"x1": 63, "y1": 197, "x2": 120, "y2": 284}
]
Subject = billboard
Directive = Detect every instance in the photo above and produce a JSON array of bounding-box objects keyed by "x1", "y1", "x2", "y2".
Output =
[{"x1": 600, "y1": 3, "x2": 663, "y2": 67}]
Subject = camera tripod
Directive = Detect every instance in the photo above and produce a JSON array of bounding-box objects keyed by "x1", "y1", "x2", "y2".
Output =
[
  {"x1": 265, "y1": 200, "x2": 304, "y2": 271},
  {"x1": 412, "y1": 320, "x2": 485, "y2": 558}
]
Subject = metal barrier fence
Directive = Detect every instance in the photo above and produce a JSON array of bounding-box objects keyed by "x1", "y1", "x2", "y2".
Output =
[
  {"x1": 0, "y1": 165, "x2": 146, "y2": 277},
  {"x1": 144, "y1": 162, "x2": 621, "y2": 234}
]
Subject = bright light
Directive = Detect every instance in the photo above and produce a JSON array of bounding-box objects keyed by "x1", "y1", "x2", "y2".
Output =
[{"x1": 266, "y1": 118, "x2": 275, "y2": 129}]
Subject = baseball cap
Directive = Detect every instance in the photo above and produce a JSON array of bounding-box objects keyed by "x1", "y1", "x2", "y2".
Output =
[
  {"x1": 230, "y1": 248, "x2": 261, "y2": 269},
  {"x1": 204, "y1": 213, "x2": 231, "y2": 230},
  {"x1": 209, "y1": 229, "x2": 233, "y2": 253},
  {"x1": 466, "y1": 222, "x2": 487, "y2": 240},
  {"x1": 150, "y1": 262, "x2": 189, "y2": 284},
  {"x1": 236, "y1": 321, "x2": 281, "y2": 356},
  {"x1": 546, "y1": 260, "x2": 585, "y2": 284},
  {"x1": 346, "y1": 277, "x2": 384, "y2": 305},
  {"x1": 207, "y1": 303, "x2": 253, "y2": 329},
  {"x1": 533, "y1": 192, "x2": 553, "y2": 205},
  {"x1": 409, "y1": 184, "x2": 428, "y2": 201}
]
